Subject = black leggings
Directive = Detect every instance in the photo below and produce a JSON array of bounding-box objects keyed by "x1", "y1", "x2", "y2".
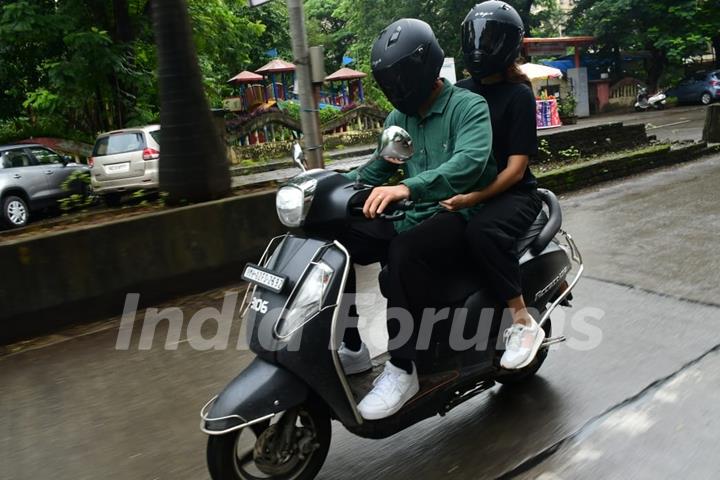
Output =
[
  {"x1": 337, "y1": 212, "x2": 467, "y2": 362},
  {"x1": 465, "y1": 188, "x2": 542, "y2": 302}
]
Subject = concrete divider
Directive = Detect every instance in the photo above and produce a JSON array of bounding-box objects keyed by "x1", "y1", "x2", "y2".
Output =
[
  {"x1": 0, "y1": 191, "x2": 283, "y2": 344},
  {"x1": 2, "y1": 141, "x2": 718, "y2": 344}
]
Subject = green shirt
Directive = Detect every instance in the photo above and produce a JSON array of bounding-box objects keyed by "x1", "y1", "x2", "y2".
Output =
[{"x1": 346, "y1": 79, "x2": 496, "y2": 232}]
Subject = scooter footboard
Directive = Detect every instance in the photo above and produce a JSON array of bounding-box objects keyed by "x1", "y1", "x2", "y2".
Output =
[{"x1": 201, "y1": 358, "x2": 308, "y2": 435}]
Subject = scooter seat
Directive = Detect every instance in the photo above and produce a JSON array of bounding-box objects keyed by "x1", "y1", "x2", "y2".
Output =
[{"x1": 514, "y1": 209, "x2": 548, "y2": 258}]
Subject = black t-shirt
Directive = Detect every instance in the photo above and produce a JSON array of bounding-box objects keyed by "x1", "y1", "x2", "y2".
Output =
[{"x1": 455, "y1": 78, "x2": 538, "y2": 190}]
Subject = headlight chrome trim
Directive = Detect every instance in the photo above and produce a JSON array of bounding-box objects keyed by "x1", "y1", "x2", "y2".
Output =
[{"x1": 275, "y1": 175, "x2": 317, "y2": 227}]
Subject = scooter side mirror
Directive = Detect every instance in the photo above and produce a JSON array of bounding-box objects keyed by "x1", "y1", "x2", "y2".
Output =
[
  {"x1": 292, "y1": 143, "x2": 307, "y2": 172},
  {"x1": 378, "y1": 126, "x2": 413, "y2": 163}
]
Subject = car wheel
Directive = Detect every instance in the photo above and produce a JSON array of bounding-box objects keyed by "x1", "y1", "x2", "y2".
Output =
[
  {"x1": 102, "y1": 193, "x2": 123, "y2": 207},
  {"x1": 701, "y1": 92, "x2": 712, "y2": 105},
  {"x1": 2, "y1": 195, "x2": 30, "y2": 228}
]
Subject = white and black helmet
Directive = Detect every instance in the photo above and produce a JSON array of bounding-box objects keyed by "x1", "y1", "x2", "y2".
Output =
[
  {"x1": 371, "y1": 18, "x2": 445, "y2": 115},
  {"x1": 462, "y1": 1, "x2": 525, "y2": 80}
]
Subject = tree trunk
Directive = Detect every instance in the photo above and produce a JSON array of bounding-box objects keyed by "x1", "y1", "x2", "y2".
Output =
[
  {"x1": 113, "y1": 0, "x2": 133, "y2": 43},
  {"x1": 702, "y1": 104, "x2": 720, "y2": 143},
  {"x1": 151, "y1": 0, "x2": 231, "y2": 204},
  {"x1": 516, "y1": 0, "x2": 534, "y2": 37},
  {"x1": 713, "y1": 35, "x2": 720, "y2": 69},
  {"x1": 645, "y1": 46, "x2": 667, "y2": 93}
]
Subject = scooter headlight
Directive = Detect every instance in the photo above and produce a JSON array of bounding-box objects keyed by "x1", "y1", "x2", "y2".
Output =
[
  {"x1": 276, "y1": 261, "x2": 334, "y2": 338},
  {"x1": 275, "y1": 176, "x2": 317, "y2": 227}
]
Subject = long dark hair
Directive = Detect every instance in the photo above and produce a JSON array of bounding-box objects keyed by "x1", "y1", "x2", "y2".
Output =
[{"x1": 504, "y1": 62, "x2": 532, "y2": 89}]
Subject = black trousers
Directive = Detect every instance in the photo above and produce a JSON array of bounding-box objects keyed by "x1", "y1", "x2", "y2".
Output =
[
  {"x1": 337, "y1": 212, "x2": 467, "y2": 362},
  {"x1": 465, "y1": 188, "x2": 542, "y2": 302}
]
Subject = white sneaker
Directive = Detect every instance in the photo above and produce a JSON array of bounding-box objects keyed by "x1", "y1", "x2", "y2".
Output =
[
  {"x1": 500, "y1": 319, "x2": 546, "y2": 370},
  {"x1": 357, "y1": 361, "x2": 419, "y2": 420},
  {"x1": 338, "y1": 342, "x2": 373, "y2": 375}
]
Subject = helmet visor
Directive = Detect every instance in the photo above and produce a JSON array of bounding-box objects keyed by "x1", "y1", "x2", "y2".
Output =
[
  {"x1": 373, "y1": 46, "x2": 428, "y2": 106},
  {"x1": 462, "y1": 18, "x2": 512, "y2": 56}
]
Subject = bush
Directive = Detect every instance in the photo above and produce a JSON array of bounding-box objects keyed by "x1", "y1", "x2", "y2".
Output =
[
  {"x1": 558, "y1": 95, "x2": 577, "y2": 118},
  {"x1": 278, "y1": 100, "x2": 342, "y2": 124}
]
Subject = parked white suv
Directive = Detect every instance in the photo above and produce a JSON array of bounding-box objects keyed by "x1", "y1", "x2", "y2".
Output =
[{"x1": 89, "y1": 125, "x2": 160, "y2": 205}]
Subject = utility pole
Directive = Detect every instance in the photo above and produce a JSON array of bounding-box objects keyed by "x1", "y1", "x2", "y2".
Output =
[{"x1": 286, "y1": 0, "x2": 324, "y2": 169}]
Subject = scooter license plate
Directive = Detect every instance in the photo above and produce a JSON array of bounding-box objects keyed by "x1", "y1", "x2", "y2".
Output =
[{"x1": 242, "y1": 263, "x2": 287, "y2": 293}]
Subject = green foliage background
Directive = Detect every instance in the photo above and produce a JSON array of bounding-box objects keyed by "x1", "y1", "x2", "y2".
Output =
[{"x1": 1, "y1": 0, "x2": 718, "y2": 145}]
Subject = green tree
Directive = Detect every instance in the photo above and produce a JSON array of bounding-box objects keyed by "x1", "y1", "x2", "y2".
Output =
[
  {"x1": 568, "y1": 0, "x2": 712, "y2": 89},
  {"x1": 0, "y1": 0, "x2": 291, "y2": 143},
  {"x1": 0, "y1": 0, "x2": 158, "y2": 139},
  {"x1": 305, "y1": 0, "x2": 353, "y2": 70}
]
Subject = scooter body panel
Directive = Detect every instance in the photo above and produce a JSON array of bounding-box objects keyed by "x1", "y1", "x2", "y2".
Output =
[
  {"x1": 245, "y1": 235, "x2": 360, "y2": 426},
  {"x1": 203, "y1": 357, "x2": 308, "y2": 434},
  {"x1": 520, "y1": 243, "x2": 572, "y2": 310}
]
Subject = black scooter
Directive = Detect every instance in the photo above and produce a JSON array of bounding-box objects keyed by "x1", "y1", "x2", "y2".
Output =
[{"x1": 201, "y1": 129, "x2": 584, "y2": 480}]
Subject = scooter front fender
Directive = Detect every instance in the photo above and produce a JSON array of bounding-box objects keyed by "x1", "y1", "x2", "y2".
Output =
[{"x1": 201, "y1": 357, "x2": 309, "y2": 435}]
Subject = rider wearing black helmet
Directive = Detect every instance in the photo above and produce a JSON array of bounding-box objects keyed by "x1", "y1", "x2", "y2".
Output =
[
  {"x1": 441, "y1": 1, "x2": 545, "y2": 370},
  {"x1": 338, "y1": 18, "x2": 496, "y2": 420}
]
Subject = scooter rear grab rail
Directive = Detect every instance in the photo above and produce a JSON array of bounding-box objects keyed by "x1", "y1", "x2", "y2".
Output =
[{"x1": 538, "y1": 228, "x2": 584, "y2": 329}]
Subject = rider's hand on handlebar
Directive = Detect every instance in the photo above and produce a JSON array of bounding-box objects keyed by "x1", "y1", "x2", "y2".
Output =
[{"x1": 363, "y1": 184, "x2": 410, "y2": 219}]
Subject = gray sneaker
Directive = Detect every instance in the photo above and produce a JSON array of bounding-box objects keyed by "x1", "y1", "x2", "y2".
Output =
[{"x1": 338, "y1": 342, "x2": 373, "y2": 375}]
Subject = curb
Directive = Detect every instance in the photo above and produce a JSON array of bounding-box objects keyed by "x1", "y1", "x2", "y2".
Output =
[{"x1": 539, "y1": 142, "x2": 718, "y2": 193}]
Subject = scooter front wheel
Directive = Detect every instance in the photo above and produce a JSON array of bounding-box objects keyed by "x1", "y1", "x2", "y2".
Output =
[{"x1": 206, "y1": 399, "x2": 331, "y2": 480}]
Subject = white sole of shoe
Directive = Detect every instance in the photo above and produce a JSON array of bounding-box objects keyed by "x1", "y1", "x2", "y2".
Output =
[{"x1": 360, "y1": 384, "x2": 420, "y2": 420}]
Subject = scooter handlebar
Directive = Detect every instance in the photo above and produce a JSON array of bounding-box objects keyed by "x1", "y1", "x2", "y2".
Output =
[{"x1": 350, "y1": 199, "x2": 415, "y2": 221}]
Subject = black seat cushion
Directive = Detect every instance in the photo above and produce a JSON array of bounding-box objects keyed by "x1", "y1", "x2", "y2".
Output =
[{"x1": 515, "y1": 210, "x2": 548, "y2": 258}]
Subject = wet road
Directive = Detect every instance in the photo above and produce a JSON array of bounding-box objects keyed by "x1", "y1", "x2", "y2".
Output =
[
  {"x1": 2, "y1": 153, "x2": 720, "y2": 479},
  {"x1": 544, "y1": 104, "x2": 709, "y2": 143}
]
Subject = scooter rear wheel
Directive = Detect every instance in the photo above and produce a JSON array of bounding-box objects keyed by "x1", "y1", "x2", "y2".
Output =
[
  {"x1": 206, "y1": 399, "x2": 331, "y2": 480},
  {"x1": 495, "y1": 321, "x2": 552, "y2": 385}
]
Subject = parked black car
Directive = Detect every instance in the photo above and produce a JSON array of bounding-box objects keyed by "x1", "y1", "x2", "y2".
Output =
[
  {"x1": 0, "y1": 144, "x2": 90, "y2": 228},
  {"x1": 665, "y1": 70, "x2": 720, "y2": 105}
]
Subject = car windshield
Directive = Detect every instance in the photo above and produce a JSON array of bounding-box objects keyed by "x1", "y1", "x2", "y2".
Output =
[{"x1": 93, "y1": 132, "x2": 146, "y2": 156}]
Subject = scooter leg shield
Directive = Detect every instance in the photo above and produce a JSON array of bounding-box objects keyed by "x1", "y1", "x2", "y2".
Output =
[{"x1": 202, "y1": 358, "x2": 309, "y2": 435}]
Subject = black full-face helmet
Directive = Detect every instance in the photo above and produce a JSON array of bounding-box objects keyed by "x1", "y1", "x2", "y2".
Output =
[
  {"x1": 371, "y1": 18, "x2": 445, "y2": 116},
  {"x1": 462, "y1": 1, "x2": 525, "y2": 80}
]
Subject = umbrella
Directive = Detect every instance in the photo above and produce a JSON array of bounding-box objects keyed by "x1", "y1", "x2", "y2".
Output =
[{"x1": 519, "y1": 62, "x2": 563, "y2": 80}]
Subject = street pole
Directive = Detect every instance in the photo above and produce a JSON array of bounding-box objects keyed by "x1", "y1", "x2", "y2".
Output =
[{"x1": 286, "y1": 0, "x2": 324, "y2": 169}]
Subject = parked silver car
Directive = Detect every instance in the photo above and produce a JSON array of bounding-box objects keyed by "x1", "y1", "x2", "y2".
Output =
[
  {"x1": 90, "y1": 125, "x2": 160, "y2": 205},
  {"x1": 0, "y1": 144, "x2": 90, "y2": 228}
]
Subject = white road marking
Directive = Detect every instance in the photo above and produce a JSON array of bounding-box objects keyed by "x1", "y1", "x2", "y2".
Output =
[{"x1": 647, "y1": 119, "x2": 691, "y2": 130}]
